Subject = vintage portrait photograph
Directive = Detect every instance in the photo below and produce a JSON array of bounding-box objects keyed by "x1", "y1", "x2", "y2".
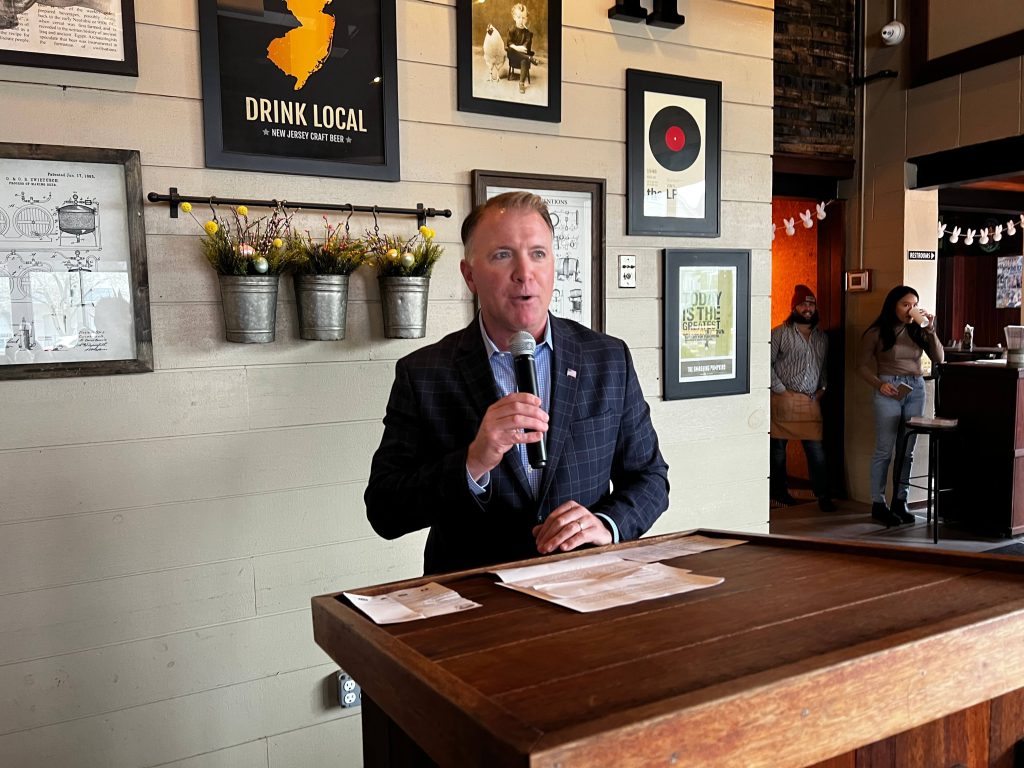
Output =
[{"x1": 457, "y1": 0, "x2": 561, "y2": 122}]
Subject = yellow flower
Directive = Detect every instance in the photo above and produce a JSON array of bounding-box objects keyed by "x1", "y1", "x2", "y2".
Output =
[
  {"x1": 236, "y1": 205, "x2": 249, "y2": 217},
  {"x1": 419, "y1": 225, "x2": 435, "y2": 239},
  {"x1": 272, "y1": 238, "x2": 283, "y2": 249},
  {"x1": 204, "y1": 220, "x2": 219, "y2": 235},
  {"x1": 181, "y1": 202, "x2": 192, "y2": 213}
]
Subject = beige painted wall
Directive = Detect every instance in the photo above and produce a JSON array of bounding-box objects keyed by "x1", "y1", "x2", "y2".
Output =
[
  {"x1": 843, "y1": 0, "x2": 1024, "y2": 502},
  {"x1": 0, "y1": 1, "x2": 774, "y2": 766}
]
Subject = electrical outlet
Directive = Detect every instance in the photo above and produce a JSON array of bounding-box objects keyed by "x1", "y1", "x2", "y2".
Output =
[
  {"x1": 337, "y1": 671, "x2": 362, "y2": 708},
  {"x1": 618, "y1": 254, "x2": 637, "y2": 288}
]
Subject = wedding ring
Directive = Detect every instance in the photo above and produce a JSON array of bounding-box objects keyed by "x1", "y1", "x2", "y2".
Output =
[{"x1": 576, "y1": 520, "x2": 583, "y2": 536}]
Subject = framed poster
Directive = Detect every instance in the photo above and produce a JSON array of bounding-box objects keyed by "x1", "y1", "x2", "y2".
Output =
[
  {"x1": 0, "y1": 0, "x2": 138, "y2": 76},
  {"x1": 456, "y1": 0, "x2": 562, "y2": 122},
  {"x1": 0, "y1": 142, "x2": 153, "y2": 380},
  {"x1": 997, "y1": 255, "x2": 1022, "y2": 309},
  {"x1": 663, "y1": 249, "x2": 749, "y2": 400},
  {"x1": 198, "y1": 0, "x2": 400, "y2": 181},
  {"x1": 472, "y1": 169, "x2": 604, "y2": 330},
  {"x1": 626, "y1": 69, "x2": 721, "y2": 237}
]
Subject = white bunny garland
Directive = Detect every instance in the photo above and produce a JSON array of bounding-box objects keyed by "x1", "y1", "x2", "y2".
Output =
[
  {"x1": 938, "y1": 215, "x2": 1024, "y2": 247},
  {"x1": 771, "y1": 200, "x2": 834, "y2": 240}
]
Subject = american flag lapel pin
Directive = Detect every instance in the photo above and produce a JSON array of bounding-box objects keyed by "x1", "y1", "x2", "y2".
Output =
[{"x1": 567, "y1": 368, "x2": 577, "y2": 378}]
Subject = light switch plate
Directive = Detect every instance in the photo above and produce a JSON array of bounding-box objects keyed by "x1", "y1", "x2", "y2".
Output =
[{"x1": 618, "y1": 254, "x2": 637, "y2": 288}]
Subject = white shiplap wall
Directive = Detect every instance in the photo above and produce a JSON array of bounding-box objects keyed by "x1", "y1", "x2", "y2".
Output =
[{"x1": 0, "y1": 1, "x2": 773, "y2": 766}]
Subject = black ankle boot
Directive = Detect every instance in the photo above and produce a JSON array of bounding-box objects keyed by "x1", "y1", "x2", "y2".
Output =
[
  {"x1": 890, "y1": 498, "x2": 915, "y2": 524},
  {"x1": 871, "y1": 501, "x2": 901, "y2": 527}
]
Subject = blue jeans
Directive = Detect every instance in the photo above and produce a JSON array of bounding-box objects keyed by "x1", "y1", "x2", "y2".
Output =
[
  {"x1": 771, "y1": 438, "x2": 829, "y2": 499},
  {"x1": 870, "y1": 375, "x2": 926, "y2": 504}
]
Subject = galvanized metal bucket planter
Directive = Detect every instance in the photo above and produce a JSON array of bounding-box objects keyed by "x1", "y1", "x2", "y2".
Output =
[
  {"x1": 218, "y1": 274, "x2": 279, "y2": 343},
  {"x1": 295, "y1": 274, "x2": 350, "y2": 340},
  {"x1": 379, "y1": 276, "x2": 430, "y2": 339}
]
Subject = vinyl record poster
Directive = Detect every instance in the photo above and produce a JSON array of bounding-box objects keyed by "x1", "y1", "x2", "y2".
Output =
[
  {"x1": 199, "y1": 0, "x2": 400, "y2": 180},
  {"x1": 626, "y1": 70, "x2": 721, "y2": 237},
  {"x1": 643, "y1": 92, "x2": 706, "y2": 220}
]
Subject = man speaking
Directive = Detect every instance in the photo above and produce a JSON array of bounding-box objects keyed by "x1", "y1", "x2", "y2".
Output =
[{"x1": 365, "y1": 192, "x2": 669, "y2": 574}]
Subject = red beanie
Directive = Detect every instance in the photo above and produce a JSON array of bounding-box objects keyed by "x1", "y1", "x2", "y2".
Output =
[{"x1": 791, "y1": 284, "x2": 816, "y2": 311}]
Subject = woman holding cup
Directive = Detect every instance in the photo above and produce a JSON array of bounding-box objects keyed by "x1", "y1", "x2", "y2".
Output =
[{"x1": 858, "y1": 285, "x2": 944, "y2": 526}]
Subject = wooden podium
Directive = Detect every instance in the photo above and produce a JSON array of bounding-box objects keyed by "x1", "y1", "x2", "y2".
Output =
[{"x1": 312, "y1": 532, "x2": 1024, "y2": 767}]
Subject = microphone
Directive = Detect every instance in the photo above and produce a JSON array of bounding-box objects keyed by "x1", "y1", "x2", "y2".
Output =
[{"x1": 509, "y1": 331, "x2": 547, "y2": 469}]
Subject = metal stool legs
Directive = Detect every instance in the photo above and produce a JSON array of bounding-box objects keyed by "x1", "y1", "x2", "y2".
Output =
[{"x1": 893, "y1": 425, "x2": 944, "y2": 545}]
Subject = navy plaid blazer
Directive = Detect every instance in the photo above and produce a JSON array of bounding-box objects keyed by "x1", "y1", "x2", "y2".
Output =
[{"x1": 365, "y1": 314, "x2": 669, "y2": 574}]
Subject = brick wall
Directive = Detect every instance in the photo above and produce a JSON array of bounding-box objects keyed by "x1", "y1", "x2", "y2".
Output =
[{"x1": 774, "y1": 0, "x2": 856, "y2": 158}]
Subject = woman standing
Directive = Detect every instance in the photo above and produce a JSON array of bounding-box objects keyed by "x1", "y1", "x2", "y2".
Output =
[{"x1": 858, "y1": 285, "x2": 944, "y2": 526}]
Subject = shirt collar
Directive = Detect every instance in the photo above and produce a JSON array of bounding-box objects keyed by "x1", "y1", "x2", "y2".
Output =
[{"x1": 478, "y1": 312, "x2": 553, "y2": 357}]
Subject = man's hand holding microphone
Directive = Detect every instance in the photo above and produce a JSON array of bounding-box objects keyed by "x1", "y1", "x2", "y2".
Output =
[{"x1": 466, "y1": 330, "x2": 611, "y2": 553}]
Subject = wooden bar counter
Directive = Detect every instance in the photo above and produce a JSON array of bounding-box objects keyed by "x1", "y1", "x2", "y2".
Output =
[{"x1": 312, "y1": 531, "x2": 1024, "y2": 767}]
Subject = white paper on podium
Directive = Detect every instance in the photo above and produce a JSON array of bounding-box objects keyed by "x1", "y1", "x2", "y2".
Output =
[
  {"x1": 617, "y1": 535, "x2": 748, "y2": 563},
  {"x1": 491, "y1": 553, "x2": 722, "y2": 613},
  {"x1": 344, "y1": 582, "x2": 481, "y2": 624}
]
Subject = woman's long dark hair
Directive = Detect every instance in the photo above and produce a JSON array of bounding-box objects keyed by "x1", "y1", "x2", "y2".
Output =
[{"x1": 864, "y1": 285, "x2": 926, "y2": 351}]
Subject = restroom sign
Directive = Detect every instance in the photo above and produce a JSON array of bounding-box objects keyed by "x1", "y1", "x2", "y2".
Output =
[{"x1": 908, "y1": 250, "x2": 936, "y2": 261}]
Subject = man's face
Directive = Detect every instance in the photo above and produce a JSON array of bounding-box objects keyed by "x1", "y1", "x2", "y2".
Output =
[
  {"x1": 793, "y1": 300, "x2": 816, "y2": 321},
  {"x1": 460, "y1": 207, "x2": 554, "y2": 350},
  {"x1": 513, "y1": 8, "x2": 527, "y2": 28}
]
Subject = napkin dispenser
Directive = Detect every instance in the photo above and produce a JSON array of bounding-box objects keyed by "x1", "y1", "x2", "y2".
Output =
[{"x1": 1006, "y1": 325, "x2": 1024, "y2": 365}]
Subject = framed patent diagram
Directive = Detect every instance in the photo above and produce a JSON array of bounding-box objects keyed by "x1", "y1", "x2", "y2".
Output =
[
  {"x1": 199, "y1": 0, "x2": 400, "y2": 180},
  {"x1": 663, "y1": 249, "x2": 749, "y2": 400},
  {"x1": 626, "y1": 69, "x2": 721, "y2": 237},
  {"x1": 472, "y1": 169, "x2": 604, "y2": 330},
  {"x1": 0, "y1": 0, "x2": 138, "y2": 76},
  {"x1": 0, "y1": 143, "x2": 153, "y2": 379}
]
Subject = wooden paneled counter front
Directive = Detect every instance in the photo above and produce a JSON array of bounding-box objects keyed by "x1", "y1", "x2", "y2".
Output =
[
  {"x1": 312, "y1": 532, "x2": 1024, "y2": 767},
  {"x1": 939, "y1": 361, "x2": 1024, "y2": 536}
]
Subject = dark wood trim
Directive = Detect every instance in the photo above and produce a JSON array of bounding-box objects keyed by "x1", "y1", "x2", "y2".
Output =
[
  {"x1": 909, "y1": 0, "x2": 1024, "y2": 88},
  {"x1": 909, "y1": 135, "x2": 1024, "y2": 189},
  {"x1": 773, "y1": 174, "x2": 839, "y2": 200},
  {"x1": 938, "y1": 188, "x2": 1024, "y2": 215},
  {"x1": 773, "y1": 153, "x2": 855, "y2": 180}
]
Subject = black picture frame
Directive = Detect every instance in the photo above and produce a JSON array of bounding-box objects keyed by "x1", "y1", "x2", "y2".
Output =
[
  {"x1": 0, "y1": 0, "x2": 138, "y2": 76},
  {"x1": 472, "y1": 169, "x2": 604, "y2": 330},
  {"x1": 457, "y1": 0, "x2": 562, "y2": 123},
  {"x1": 0, "y1": 142, "x2": 153, "y2": 380},
  {"x1": 663, "y1": 249, "x2": 749, "y2": 400},
  {"x1": 198, "y1": 0, "x2": 400, "y2": 181},
  {"x1": 909, "y1": 0, "x2": 1024, "y2": 87},
  {"x1": 626, "y1": 69, "x2": 721, "y2": 237}
]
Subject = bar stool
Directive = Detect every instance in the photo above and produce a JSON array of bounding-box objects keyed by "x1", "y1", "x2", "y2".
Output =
[{"x1": 892, "y1": 416, "x2": 959, "y2": 544}]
